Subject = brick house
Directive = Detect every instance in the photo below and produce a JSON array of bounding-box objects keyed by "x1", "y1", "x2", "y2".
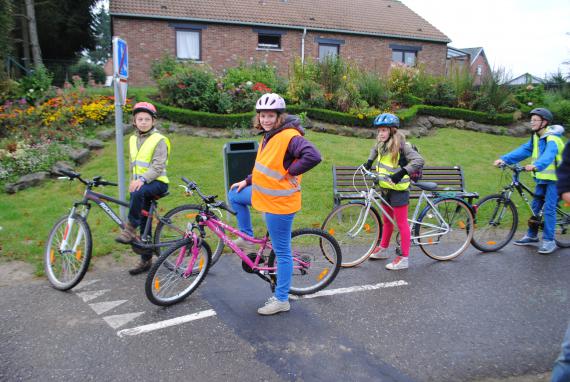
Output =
[
  {"x1": 446, "y1": 47, "x2": 491, "y2": 86},
  {"x1": 110, "y1": 0, "x2": 451, "y2": 86}
]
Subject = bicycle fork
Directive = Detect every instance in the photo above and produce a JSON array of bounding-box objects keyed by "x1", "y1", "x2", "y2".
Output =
[{"x1": 59, "y1": 207, "x2": 86, "y2": 258}]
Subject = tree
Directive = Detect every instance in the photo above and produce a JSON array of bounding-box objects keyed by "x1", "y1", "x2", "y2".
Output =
[
  {"x1": 24, "y1": 0, "x2": 42, "y2": 68},
  {"x1": 0, "y1": 0, "x2": 14, "y2": 78},
  {"x1": 85, "y1": 4, "x2": 111, "y2": 65}
]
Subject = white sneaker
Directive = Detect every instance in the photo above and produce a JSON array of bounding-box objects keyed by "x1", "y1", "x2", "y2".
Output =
[
  {"x1": 233, "y1": 237, "x2": 257, "y2": 253},
  {"x1": 257, "y1": 296, "x2": 290, "y2": 315},
  {"x1": 386, "y1": 256, "x2": 408, "y2": 270},
  {"x1": 369, "y1": 247, "x2": 389, "y2": 260}
]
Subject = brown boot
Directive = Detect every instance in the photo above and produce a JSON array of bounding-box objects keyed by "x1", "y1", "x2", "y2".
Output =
[
  {"x1": 128, "y1": 259, "x2": 152, "y2": 275},
  {"x1": 115, "y1": 222, "x2": 138, "y2": 244}
]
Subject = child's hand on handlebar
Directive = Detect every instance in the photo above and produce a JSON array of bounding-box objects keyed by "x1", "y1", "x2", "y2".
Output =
[
  {"x1": 494, "y1": 159, "x2": 505, "y2": 167},
  {"x1": 524, "y1": 164, "x2": 537, "y2": 172}
]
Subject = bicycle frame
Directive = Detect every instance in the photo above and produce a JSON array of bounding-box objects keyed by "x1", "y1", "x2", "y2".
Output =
[
  {"x1": 500, "y1": 168, "x2": 540, "y2": 217},
  {"x1": 350, "y1": 186, "x2": 451, "y2": 246}
]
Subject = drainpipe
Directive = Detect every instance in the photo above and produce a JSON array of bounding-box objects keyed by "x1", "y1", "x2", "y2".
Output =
[{"x1": 301, "y1": 27, "x2": 307, "y2": 65}]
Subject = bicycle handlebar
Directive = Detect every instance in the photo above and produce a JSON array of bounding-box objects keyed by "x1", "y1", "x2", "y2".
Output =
[
  {"x1": 181, "y1": 177, "x2": 237, "y2": 215},
  {"x1": 57, "y1": 169, "x2": 117, "y2": 187}
]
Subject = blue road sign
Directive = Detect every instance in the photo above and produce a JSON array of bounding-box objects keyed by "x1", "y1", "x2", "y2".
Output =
[{"x1": 113, "y1": 37, "x2": 128, "y2": 79}]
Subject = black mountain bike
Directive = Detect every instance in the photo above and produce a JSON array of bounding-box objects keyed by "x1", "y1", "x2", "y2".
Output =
[
  {"x1": 44, "y1": 170, "x2": 223, "y2": 290},
  {"x1": 471, "y1": 164, "x2": 570, "y2": 252}
]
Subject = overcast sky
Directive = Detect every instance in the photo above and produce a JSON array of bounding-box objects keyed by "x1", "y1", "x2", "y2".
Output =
[{"x1": 402, "y1": 0, "x2": 570, "y2": 79}]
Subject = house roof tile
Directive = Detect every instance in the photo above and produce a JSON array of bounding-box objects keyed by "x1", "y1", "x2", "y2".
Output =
[{"x1": 110, "y1": 0, "x2": 450, "y2": 43}]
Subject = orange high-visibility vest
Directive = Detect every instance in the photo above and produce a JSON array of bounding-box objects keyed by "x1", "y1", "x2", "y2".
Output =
[{"x1": 251, "y1": 129, "x2": 302, "y2": 214}]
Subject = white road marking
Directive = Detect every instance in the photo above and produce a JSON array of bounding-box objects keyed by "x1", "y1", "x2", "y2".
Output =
[
  {"x1": 116, "y1": 309, "x2": 217, "y2": 338},
  {"x1": 103, "y1": 312, "x2": 145, "y2": 329},
  {"x1": 89, "y1": 300, "x2": 128, "y2": 315},
  {"x1": 76, "y1": 289, "x2": 111, "y2": 302},
  {"x1": 289, "y1": 280, "x2": 408, "y2": 300},
  {"x1": 72, "y1": 279, "x2": 100, "y2": 291}
]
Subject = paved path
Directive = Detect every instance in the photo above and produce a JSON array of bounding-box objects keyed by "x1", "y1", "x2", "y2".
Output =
[{"x1": 1, "y1": 244, "x2": 569, "y2": 381}]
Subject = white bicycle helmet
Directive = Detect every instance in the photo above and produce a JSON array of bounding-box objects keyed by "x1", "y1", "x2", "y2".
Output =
[{"x1": 256, "y1": 93, "x2": 286, "y2": 113}]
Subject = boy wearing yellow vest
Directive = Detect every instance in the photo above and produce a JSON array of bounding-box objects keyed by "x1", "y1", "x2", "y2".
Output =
[
  {"x1": 229, "y1": 93, "x2": 321, "y2": 315},
  {"x1": 115, "y1": 102, "x2": 171, "y2": 275},
  {"x1": 494, "y1": 108, "x2": 564, "y2": 254}
]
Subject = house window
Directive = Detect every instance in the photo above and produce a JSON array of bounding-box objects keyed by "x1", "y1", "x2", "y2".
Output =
[
  {"x1": 319, "y1": 44, "x2": 339, "y2": 60},
  {"x1": 390, "y1": 44, "x2": 422, "y2": 67},
  {"x1": 315, "y1": 37, "x2": 344, "y2": 61},
  {"x1": 176, "y1": 30, "x2": 201, "y2": 60},
  {"x1": 476, "y1": 65, "x2": 482, "y2": 76},
  {"x1": 258, "y1": 34, "x2": 281, "y2": 49}
]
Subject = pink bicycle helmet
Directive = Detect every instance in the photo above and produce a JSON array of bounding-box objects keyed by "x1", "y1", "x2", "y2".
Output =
[
  {"x1": 255, "y1": 93, "x2": 286, "y2": 113},
  {"x1": 133, "y1": 102, "x2": 157, "y2": 118}
]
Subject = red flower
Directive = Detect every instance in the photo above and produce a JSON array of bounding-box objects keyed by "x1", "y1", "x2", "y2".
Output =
[{"x1": 252, "y1": 82, "x2": 271, "y2": 93}]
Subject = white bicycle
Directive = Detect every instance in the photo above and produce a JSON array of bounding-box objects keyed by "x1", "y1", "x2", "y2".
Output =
[{"x1": 322, "y1": 166, "x2": 475, "y2": 267}]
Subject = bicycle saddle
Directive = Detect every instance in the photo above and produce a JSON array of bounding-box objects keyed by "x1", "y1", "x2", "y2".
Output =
[{"x1": 414, "y1": 181, "x2": 438, "y2": 191}]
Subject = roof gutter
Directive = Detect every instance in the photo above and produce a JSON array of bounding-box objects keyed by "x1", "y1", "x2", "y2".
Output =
[{"x1": 109, "y1": 12, "x2": 451, "y2": 44}]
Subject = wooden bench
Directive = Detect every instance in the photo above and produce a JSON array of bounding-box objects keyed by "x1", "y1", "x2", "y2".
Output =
[{"x1": 332, "y1": 165, "x2": 479, "y2": 207}]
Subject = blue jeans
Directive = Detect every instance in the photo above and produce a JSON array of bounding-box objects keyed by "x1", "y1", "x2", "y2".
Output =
[
  {"x1": 128, "y1": 180, "x2": 169, "y2": 235},
  {"x1": 552, "y1": 322, "x2": 570, "y2": 382},
  {"x1": 228, "y1": 185, "x2": 295, "y2": 301},
  {"x1": 527, "y1": 182, "x2": 558, "y2": 241}
]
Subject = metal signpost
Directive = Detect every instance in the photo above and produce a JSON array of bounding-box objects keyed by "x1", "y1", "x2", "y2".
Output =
[{"x1": 112, "y1": 37, "x2": 129, "y2": 219}]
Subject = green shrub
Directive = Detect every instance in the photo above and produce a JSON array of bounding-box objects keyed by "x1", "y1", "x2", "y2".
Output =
[
  {"x1": 472, "y1": 68, "x2": 516, "y2": 114},
  {"x1": 0, "y1": 78, "x2": 22, "y2": 102},
  {"x1": 289, "y1": 78, "x2": 326, "y2": 108},
  {"x1": 150, "y1": 54, "x2": 179, "y2": 81},
  {"x1": 222, "y1": 62, "x2": 282, "y2": 91},
  {"x1": 449, "y1": 66, "x2": 475, "y2": 108},
  {"x1": 69, "y1": 60, "x2": 106, "y2": 85},
  {"x1": 356, "y1": 72, "x2": 389, "y2": 109},
  {"x1": 513, "y1": 84, "x2": 545, "y2": 106},
  {"x1": 416, "y1": 105, "x2": 514, "y2": 125},
  {"x1": 0, "y1": 141, "x2": 70, "y2": 183},
  {"x1": 426, "y1": 81, "x2": 456, "y2": 107},
  {"x1": 19, "y1": 66, "x2": 54, "y2": 104},
  {"x1": 156, "y1": 64, "x2": 219, "y2": 112},
  {"x1": 549, "y1": 99, "x2": 570, "y2": 126}
]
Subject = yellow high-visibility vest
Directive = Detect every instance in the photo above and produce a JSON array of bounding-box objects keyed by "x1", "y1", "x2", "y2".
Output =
[
  {"x1": 532, "y1": 134, "x2": 564, "y2": 181},
  {"x1": 129, "y1": 132, "x2": 171, "y2": 184},
  {"x1": 376, "y1": 151, "x2": 410, "y2": 191}
]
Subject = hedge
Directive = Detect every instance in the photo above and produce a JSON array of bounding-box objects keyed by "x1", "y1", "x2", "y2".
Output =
[{"x1": 133, "y1": 92, "x2": 514, "y2": 128}]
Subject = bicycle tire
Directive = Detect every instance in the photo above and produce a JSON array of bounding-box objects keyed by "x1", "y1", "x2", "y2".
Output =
[
  {"x1": 44, "y1": 214, "x2": 92, "y2": 291},
  {"x1": 555, "y1": 201, "x2": 570, "y2": 248},
  {"x1": 471, "y1": 194, "x2": 518, "y2": 252},
  {"x1": 268, "y1": 228, "x2": 342, "y2": 296},
  {"x1": 145, "y1": 238, "x2": 211, "y2": 306},
  {"x1": 154, "y1": 204, "x2": 224, "y2": 266},
  {"x1": 321, "y1": 202, "x2": 382, "y2": 268},
  {"x1": 414, "y1": 197, "x2": 474, "y2": 261}
]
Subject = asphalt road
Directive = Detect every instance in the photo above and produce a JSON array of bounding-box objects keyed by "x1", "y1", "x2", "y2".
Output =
[{"x1": 1, "y1": 243, "x2": 569, "y2": 382}]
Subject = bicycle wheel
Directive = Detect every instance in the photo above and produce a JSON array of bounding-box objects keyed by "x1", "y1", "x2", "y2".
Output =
[
  {"x1": 471, "y1": 194, "x2": 518, "y2": 252},
  {"x1": 414, "y1": 197, "x2": 474, "y2": 261},
  {"x1": 145, "y1": 238, "x2": 211, "y2": 306},
  {"x1": 555, "y1": 200, "x2": 570, "y2": 248},
  {"x1": 154, "y1": 204, "x2": 224, "y2": 266},
  {"x1": 44, "y1": 214, "x2": 92, "y2": 291},
  {"x1": 268, "y1": 228, "x2": 342, "y2": 295},
  {"x1": 321, "y1": 202, "x2": 382, "y2": 267}
]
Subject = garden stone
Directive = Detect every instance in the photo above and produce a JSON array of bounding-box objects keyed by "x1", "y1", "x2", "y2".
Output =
[
  {"x1": 69, "y1": 148, "x2": 90, "y2": 164},
  {"x1": 353, "y1": 129, "x2": 376, "y2": 139},
  {"x1": 428, "y1": 116, "x2": 447, "y2": 128},
  {"x1": 83, "y1": 139, "x2": 105, "y2": 150},
  {"x1": 445, "y1": 119, "x2": 457, "y2": 127},
  {"x1": 50, "y1": 161, "x2": 75, "y2": 176},
  {"x1": 455, "y1": 120, "x2": 466, "y2": 129},
  {"x1": 5, "y1": 172, "x2": 48, "y2": 194},
  {"x1": 416, "y1": 116, "x2": 432, "y2": 128},
  {"x1": 176, "y1": 127, "x2": 195, "y2": 136},
  {"x1": 408, "y1": 126, "x2": 428, "y2": 138},
  {"x1": 97, "y1": 129, "x2": 115, "y2": 140},
  {"x1": 302, "y1": 117, "x2": 314, "y2": 129}
]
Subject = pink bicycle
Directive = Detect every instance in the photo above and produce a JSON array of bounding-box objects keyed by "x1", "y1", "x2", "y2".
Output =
[{"x1": 145, "y1": 178, "x2": 342, "y2": 306}]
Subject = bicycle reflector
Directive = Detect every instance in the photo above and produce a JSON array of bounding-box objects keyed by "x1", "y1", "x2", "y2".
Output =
[{"x1": 318, "y1": 268, "x2": 329, "y2": 281}]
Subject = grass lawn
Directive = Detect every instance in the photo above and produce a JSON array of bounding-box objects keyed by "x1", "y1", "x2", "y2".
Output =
[{"x1": 0, "y1": 127, "x2": 532, "y2": 274}]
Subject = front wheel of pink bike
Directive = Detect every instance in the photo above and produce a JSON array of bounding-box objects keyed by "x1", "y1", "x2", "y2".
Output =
[{"x1": 145, "y1": 238, "x2": 211, "y2": 306}]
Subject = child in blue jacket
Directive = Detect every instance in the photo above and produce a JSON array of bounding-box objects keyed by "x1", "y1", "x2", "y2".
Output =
[{"x1": 494, "y1": 108, "x2": 565, "y2": 254}]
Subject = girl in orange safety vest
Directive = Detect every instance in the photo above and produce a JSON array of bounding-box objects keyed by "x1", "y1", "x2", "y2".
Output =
[{"x1": 229, "y1": 93, "x2": 321, "y2": 315}]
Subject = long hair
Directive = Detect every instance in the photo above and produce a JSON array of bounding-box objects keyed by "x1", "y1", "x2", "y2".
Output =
[
  {"x1": 252, "y1": 112, "x2": 288, "y2": 130},
  {"x1": 377, "y1": 127, "x2": 405, "y2": 164}
]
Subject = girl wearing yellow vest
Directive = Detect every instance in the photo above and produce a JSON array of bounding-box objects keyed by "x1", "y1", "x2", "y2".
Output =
[
  {"x1": 115, "y1": 102, "x2": 171, "y2": 275},
  {"x1": 494, "y1": 107, "x2": 564, "y2": 254},
  {"x1": 229, "y1": 93, "x2": 321, "y2": 315},
  {"x1": 363, "y1": 113, "x2": 424, "y2": 270}
]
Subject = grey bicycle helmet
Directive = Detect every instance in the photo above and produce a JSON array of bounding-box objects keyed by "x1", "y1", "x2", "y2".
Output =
[{"x1": 530, "y1": 107, "x2": 553, "y2": 122}]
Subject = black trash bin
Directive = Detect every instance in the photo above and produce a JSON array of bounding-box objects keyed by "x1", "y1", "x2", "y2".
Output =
[{"x1": 222, "y1": 140, "x2": 259, "y2": 199}]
